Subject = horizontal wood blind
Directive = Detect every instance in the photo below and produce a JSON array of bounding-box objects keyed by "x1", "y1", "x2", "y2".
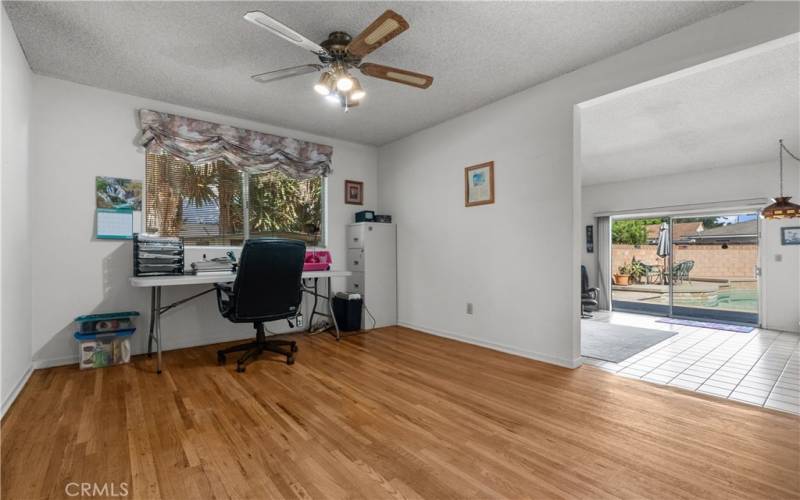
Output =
[
  {"x1": 145, "y1": 153, "x2": 244, "y2": 245},
  {"x1": 145, "y1": 153, "x2": 323, "y2": 246}
]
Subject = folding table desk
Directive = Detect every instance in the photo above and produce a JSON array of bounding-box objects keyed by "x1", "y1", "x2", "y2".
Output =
[{"x1": 130, "y1": 270, "x2": 352, "y2": 373}]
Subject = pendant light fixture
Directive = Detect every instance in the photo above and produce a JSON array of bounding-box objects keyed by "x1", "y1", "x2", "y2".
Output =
[{"x1": 761, "y1": 139, "x2": 800, "y2": 220}]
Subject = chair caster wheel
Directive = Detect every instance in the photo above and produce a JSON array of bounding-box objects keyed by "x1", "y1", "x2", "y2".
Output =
[
  {"x1": 291, "y1": 344, "x2": 298, "y2": 353},
  {"x1": 217, "y1": 352, "x2": 226, "y2": 365},
  {"x1": 287, "y1": 355, "x2": 295, "y2": 365},
  {"x1": 236, "y1": 364, "x2": 246, "y2": 373}
]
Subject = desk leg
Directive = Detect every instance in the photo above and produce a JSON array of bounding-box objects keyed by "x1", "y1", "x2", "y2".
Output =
[
  {"x1": 327, "y1": 276, "x2": 341, "y2": 341},
  {"x1": 147, "y1": 287, "x2": 155, "y2": 357},
  {"x1": 155, "y1": 286, "x2": 163, "y2": 374},
  {"x1": 306, "y1": 278, "x2": 319, "y2": 330}
]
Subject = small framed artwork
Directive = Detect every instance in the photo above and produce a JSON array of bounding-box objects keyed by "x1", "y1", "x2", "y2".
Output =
[
  {"x1": 781, "y1": 227, "x2": 800, "y2": 245},
  {"x1": 464, "y1": 161, "x2": 495, "y2": 207},
  {"x1": 345, "y1": 180, "x2": 364, "y2": 205}
]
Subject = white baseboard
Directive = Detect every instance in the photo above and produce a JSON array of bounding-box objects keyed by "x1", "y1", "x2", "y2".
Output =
[
  {"x1": 1, "y1": 364, "x2": 33, "y2": 418},
  {"x1": 32, "y1": 325, "x2": 583, "y2": 371},
  {"x1": 33, "y1": 355, "x2": 78, "y2": 369},
  {"x1": 399, "y1": 321, "x2": 580, "y2": 369}
]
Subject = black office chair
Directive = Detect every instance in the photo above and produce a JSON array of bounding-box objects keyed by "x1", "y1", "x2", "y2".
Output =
[
  {"x1": 216, "y1": 238, "x2": 306, "y2": 372},
  {"x1": 581, "y1": 265, "x2": 599, "y2": 319}
]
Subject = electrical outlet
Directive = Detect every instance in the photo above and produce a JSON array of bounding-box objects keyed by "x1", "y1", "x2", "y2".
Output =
[
  {"x1": 466, "y1": 303, "x2": 473, "y2": 315},
  {"x1": 775, "y1": 254, "x2": 783, "y2": 262}
]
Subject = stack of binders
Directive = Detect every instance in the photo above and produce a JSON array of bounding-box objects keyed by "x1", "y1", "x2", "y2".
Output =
[{"x1": 133, "y1": 233, "x2": 184, "y2": 276}]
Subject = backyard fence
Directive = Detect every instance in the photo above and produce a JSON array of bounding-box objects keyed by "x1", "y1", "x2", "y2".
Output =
[{"x1": 612, "y1": 244, "x2": 757, "y2": 279}]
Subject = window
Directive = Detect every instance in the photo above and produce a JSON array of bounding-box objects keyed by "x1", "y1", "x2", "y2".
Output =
[{"x1": 145, "y1": 153, "x2": 323, "y2": 246}]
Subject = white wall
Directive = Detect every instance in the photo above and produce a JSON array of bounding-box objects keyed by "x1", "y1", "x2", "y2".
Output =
[
  {"x1": 1, "y1": 7, "x2": 34, "y2": 414},
  {"x1": 29, "y1": 75, "x2": 378, "y2": 367},
  {"x1": 582, "y1": 162, "x2": 800, "y2": 333},
  {"x1": 378, "y1": 2, "x2": 799, "y2": 367}
]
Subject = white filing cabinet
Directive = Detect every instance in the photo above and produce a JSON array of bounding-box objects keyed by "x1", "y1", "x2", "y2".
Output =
[{"x1": 345, "y1": 222, "x2": 397, "y2": 328}]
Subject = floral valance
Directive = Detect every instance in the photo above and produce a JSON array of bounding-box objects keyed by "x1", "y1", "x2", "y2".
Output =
[{"x1": 137, "y1": 110, "x2": 333, "y2": 179}]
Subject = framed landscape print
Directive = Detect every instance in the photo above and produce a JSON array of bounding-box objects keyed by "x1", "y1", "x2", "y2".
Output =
[
  {"x1": 345, "y1": 180, "x2": 364, "y2": 205},
  {"x1": 464, "y1": 161, "x2": 494, "y2": 207},
  {"x1": 781, "y1": 227, "x2": 800, "y2": 245},
  {"x1": 96, "y1": 176, "x2": 142, "y2": 210}
]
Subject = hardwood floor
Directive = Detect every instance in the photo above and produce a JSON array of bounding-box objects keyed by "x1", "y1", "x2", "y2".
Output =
[{"x1": 2, "y1": 326, "x2": 798, "y2": 499}]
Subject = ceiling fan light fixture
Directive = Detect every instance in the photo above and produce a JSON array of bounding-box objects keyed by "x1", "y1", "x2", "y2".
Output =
[
  {"x1": 314, "y1": 72, "x2": 335, "y2": 95},
  {"x1": 349, "y1": 78, "x2": 365, "y2": 101},
  {"x1": 245, "y1": 9, "x2": 433, "y2": 111},
  {"x1": 336, "y1": 74, "x2": 354, "y2": 92}
]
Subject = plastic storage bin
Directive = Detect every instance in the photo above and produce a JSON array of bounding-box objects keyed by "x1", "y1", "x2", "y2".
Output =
[
  {"x1": 75, "y1": 311, "x2": 140, "y2": 333},
  {"x1": 74, "y1": 330, "x2": 134, "y2": 369},
  {"x1": 74, "y1": 311, "x2": 139, "y2": 369},
  {"x1": 304, "y1": 250, "x2": 332, "y2": 271}
]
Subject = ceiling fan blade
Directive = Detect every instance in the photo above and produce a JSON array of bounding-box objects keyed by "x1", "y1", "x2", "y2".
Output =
[
  {"x1": 244, "y1": 11, "x2": 329, "y2": 57},
  {"x1": 251, "y1": 64, "x2": 322, "y2": 84},
  {"x1": 347, "y1": 10, "x2": 409, "y2": 57},
  {"x1": 359, "y1": 63, "x2": 433, "y2": 89}
]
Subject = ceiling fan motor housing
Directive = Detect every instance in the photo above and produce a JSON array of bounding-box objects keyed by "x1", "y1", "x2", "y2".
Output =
[{"x1": 320, "y1": 32, "x2": 362, "y2": 66}]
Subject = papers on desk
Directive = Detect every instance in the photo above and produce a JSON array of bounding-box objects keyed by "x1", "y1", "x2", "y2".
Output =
[
  {"x1": 191, "y1": 258, "x2": 236, "y2": 274},
  {"x1": 96, "y1": 208, "x2": 133, "y2": 239}
]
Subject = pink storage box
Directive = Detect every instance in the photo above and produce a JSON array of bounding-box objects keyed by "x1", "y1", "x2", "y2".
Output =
[{"x1": 304, "y1": 250, "x2": 332, "y2": 271}]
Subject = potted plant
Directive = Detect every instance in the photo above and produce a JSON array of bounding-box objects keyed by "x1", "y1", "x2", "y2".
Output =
[
  {"x1": 614, "y1": 262, "x2": 632, "y2": 286},
  {"x1": 629, "y1": 257, "x2": 647, "y2": 284}
]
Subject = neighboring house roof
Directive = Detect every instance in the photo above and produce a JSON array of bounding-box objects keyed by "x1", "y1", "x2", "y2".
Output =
[
  {"x1": 646, "y1": 222, "x2": 703, "y2": 240},
  {"x1": 684, "y1": 220, "x2": 758, "y2": 241}
]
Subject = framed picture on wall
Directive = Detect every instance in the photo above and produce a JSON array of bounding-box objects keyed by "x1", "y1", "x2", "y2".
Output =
[
  {"x1": 781, "y1": 227, "x2": 800, "y2": 245},
  {"x1": 464, "y1": 161, "x2": 495, "y2": 207},
  {"x1": 345, "y1": 180, "x2": 364, "y2": 205}
]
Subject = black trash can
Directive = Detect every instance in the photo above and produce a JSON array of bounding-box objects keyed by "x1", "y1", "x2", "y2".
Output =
[{"x1": 332, "y1": 293, "x2": 363, "y2": 331}]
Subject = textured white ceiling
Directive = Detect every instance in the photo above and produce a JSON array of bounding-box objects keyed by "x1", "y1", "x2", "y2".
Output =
[
  {"x1": 580, "y1": 37, "x2": 800, "y2": 186},
  {"x1": 5, "y1": 1, "x2": 742, "y2": 145}
]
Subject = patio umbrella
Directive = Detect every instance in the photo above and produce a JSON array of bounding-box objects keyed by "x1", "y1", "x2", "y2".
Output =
[{"x1": 656, "y1": 222, "x2": 670, "y2": 284}]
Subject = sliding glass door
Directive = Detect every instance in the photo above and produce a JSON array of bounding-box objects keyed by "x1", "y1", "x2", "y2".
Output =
[
  {"x1": 609, "y1": 216, "x2": 671, "y2": 316},
  {"x1": 670, "y1": 213, "x2": 759, "y2": 324},
  {"x1": 610, "y1": 212, "x2": 760, "y2": 326}
]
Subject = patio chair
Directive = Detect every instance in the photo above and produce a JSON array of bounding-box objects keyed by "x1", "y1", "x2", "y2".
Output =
[
  {"x1": 682, "y1": 260, "x2": 695, "y2": 283},
  {"x1": 641, "y1": 262, "x2": 662, "y2": 284},
  {"x1": 671, "y1": 260, "x2": 695, "y2": 284}
]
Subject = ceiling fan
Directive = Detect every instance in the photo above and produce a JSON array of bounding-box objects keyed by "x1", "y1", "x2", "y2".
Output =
[{"x1": 244, "y1": 9, "x2": 433, "y2": 110}]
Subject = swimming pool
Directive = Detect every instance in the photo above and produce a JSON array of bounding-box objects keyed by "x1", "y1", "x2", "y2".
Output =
[{"x1": 716, "y1": 288, "x2": 758, "y2": 312}]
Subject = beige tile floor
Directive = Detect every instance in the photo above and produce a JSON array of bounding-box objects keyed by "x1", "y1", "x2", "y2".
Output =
[{"x1": 582, "y1": 311, "x2": 800, "y2": 415}]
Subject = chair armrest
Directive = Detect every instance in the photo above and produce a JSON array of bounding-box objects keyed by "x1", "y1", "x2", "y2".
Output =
[
  {"x1": 215, "y1": 283, "x2": 234, "y2": 316},
  {"x1": 582, "y1": 287, "x2": 599, "y2": 300}
]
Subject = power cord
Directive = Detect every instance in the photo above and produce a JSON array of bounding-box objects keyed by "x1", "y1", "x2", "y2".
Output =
[{"x1": 363, "y1": 300, "x2": 377, "y2": 330}]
